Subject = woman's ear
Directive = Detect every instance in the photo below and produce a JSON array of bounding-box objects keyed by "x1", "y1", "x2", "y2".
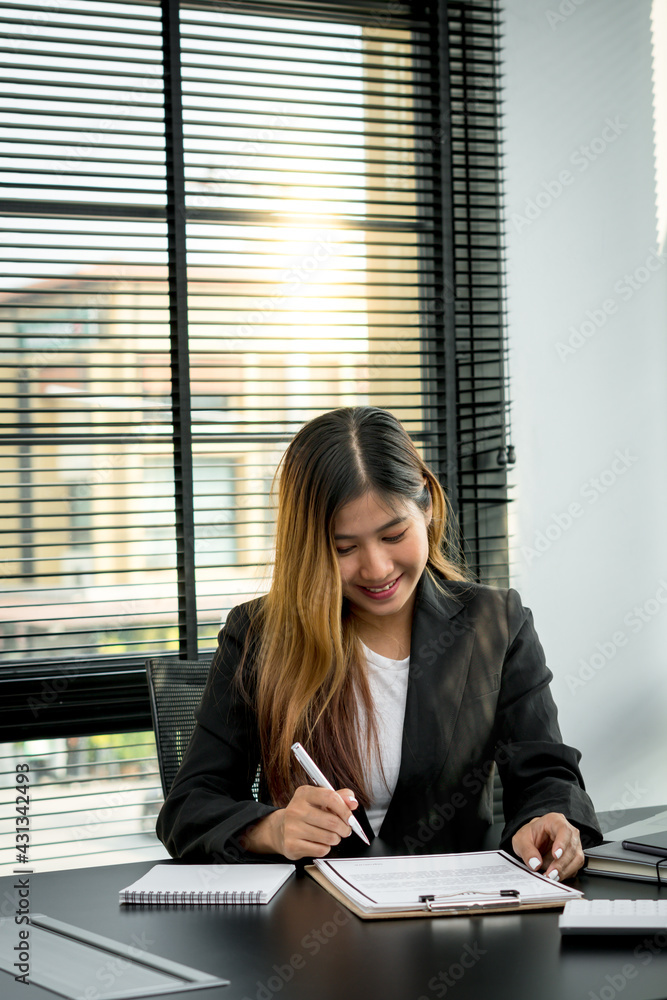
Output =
[{"x1": 423, "y1": 479, "x2": 433, "y2": 526}]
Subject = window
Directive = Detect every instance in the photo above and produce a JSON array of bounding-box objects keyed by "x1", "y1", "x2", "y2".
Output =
[{"x1": 0, "y1": 0, "x2": 509, "y2": 871}]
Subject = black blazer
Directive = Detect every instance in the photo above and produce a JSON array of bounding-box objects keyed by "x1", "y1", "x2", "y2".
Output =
[{"x1": 156, "y1": 573, "x2": 602, "y2": 862}]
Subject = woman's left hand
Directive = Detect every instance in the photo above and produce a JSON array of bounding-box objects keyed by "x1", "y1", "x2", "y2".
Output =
[{"x1": 512, "y1": 812, "x2": 584, "y2": 881}]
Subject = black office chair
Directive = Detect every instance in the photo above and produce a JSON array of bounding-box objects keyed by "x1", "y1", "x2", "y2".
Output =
[
  {"x1": 145, "y1": 657, "x2": 210, "y2": 797},
  {"x1": 146, "y1": 656, "x2": 262, "y2": 802}
]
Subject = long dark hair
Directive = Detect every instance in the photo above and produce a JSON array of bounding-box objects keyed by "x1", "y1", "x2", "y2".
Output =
[{"x1": 250, "y1": 407, "x2": 468, "y2": 806}]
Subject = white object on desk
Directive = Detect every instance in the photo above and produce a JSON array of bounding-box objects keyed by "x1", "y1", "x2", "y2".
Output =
[
  {"x1": 311, "y1": 850, "x2": 582, "y2": 917},
  {"x1": 559, "y1": 898, "x2": 667, "y2": 935},
  {"x1": 119, "y1": 863, "x2": 295, "y2": 905}
]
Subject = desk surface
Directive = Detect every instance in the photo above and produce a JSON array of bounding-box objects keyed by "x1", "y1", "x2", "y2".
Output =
[{"x1": 2, "y1": 841, "x2": 667, "y2": 1000}]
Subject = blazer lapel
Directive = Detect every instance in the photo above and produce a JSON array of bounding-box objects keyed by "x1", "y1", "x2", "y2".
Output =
[{"x1": 380, "y1": 573, "x2": 476, "y2": 834}]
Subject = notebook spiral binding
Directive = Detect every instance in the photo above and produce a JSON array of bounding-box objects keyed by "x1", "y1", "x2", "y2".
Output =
[{"x1": 121, "y1": 890, "x2": 264, "y2": 905}]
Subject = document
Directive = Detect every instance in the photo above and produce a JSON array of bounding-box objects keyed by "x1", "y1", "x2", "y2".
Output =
[{"x1": 310, "y1": 850, "x2": 582, "y2": 918}]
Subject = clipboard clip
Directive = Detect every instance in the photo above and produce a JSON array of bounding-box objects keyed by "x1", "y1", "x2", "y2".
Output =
[{"x1": 418, "y1": 889, "x2": 521, "y2": 912}]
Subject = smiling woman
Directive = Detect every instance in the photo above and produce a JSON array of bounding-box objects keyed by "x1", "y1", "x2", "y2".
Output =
[{"x1": 157, "y1": 407, "x2": 603, "y2": 876}]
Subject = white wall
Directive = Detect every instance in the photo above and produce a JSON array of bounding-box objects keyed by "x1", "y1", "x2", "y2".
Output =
[{"x1": 502, "y1": 0, "x2": 667, "y2": 815}]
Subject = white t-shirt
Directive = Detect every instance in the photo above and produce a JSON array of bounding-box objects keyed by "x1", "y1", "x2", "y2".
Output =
[{"x1": 359, "y1": 641, "x2": 410, "y2": 835}]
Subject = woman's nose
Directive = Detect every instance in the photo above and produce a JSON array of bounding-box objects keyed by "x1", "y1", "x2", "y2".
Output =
[{"x1": 358, "y1": 546, "x2": 392, "y2": 581}]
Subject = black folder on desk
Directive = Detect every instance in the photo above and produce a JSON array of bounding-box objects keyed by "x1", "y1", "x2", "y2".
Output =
[{"x1": 585, "y1": 840, "x2": 667, "y2": 884}]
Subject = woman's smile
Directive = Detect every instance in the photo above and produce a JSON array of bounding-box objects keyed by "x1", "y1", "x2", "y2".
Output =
[{"x1": 355, "y1": 574, "x2": 403, "y2": 600}]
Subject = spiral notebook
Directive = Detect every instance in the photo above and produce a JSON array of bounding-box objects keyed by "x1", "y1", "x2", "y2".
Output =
[{"x1": 119, "y1": 863, "x2": 295, "y2": 905}]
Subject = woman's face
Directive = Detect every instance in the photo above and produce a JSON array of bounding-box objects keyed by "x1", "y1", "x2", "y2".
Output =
[{"x1": 333, "y1": 490, "x2": 431, "y2": 624}]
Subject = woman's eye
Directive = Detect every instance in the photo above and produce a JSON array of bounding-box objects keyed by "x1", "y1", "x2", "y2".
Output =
[
  {"x1": 385, "y1": 530, "x2": 407, "y2": 544},
  {"x1": 336, "y1": 528, "x2": 406, "y2": 554}
]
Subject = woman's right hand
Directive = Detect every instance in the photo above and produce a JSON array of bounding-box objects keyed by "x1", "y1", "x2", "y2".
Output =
[{"x1": 242, "y1": 784, "x2": 359, "y2": 860}]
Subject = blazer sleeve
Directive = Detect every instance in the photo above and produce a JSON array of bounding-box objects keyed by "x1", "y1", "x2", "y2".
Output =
[
  {"x1": 494, "y1": 588, "x2": 602, "y2": 853},
  {"x1": 155, "y1": 603, "x2": 279, "y2": 862}
]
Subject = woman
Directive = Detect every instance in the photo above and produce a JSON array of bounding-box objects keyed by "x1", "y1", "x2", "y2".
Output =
[{"x1": 157, "y1": 407, "x2": 601, "y2": 879}]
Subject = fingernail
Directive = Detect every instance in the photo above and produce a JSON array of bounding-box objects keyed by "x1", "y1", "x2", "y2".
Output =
[
  {"x1": 528, "y1": 857, "x2": 541, "y2": 870},
  {"x1": 548, "y1": 870, "x2": 560, "y2": 881},
  {"x1": 348, "y1": 797, "x2": 358, "y2": 808},
  {"x1": 554, "y1": 848, "x2": 563, "y2": 860}
]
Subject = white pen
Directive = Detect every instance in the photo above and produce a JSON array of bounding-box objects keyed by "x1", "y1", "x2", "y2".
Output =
[{"x1": 291, "y1": 741, "x2": 371, "y2": 846}]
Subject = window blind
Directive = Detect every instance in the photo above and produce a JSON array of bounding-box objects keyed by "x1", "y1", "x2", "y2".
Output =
[
  {"x1": 441, "y1": 0, "x2": 512, "y2": 584},
  {"x1": 0, "y1": 732, "x2": 168, "y2": 876},
  {"x1": 1, "y1": 0, "x2": 511, "y2": 744},
  {"x1": 178, "y1": 1, "x2": 448, "y2": 654}
]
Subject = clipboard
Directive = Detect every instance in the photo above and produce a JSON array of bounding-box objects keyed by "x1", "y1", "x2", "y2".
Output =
[
  {"x1": 306, "y1": 866, "x2": 574, "y2": 919},
  {"x1": 305, "y1": 850, "x2": 582, "y2": 921}
]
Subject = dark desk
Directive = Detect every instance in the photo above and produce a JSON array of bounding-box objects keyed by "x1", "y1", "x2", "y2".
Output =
[{"x1": 2, "y1": 839, "x2": 667, "y2": 1000}]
